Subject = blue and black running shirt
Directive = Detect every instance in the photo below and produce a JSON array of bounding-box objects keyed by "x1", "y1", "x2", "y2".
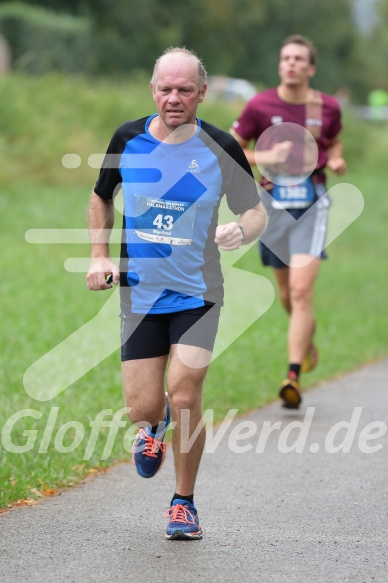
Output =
[{"x1": 94, "y1": 115, "x2": 260, "y2": 314}]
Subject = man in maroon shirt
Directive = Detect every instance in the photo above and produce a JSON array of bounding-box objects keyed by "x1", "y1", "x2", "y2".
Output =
[{"x1": 231, "y1": 34, "x2": 347, "y2": 409}]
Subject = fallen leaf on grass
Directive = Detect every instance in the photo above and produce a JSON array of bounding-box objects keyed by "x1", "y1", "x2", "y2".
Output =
[
  {"x1": 38, "y1": 480, "x2": 61, "y2": 497},
  {"x1": 29, "y1": 488, "x2": 45, "y2": 498},
  {"x1": 15, "y1": 499, "x2": 38, "y2": 507},
  {"x1": 88, "y1": 467, "x2": 108, "y2": 475},
  {"x1": 42, "y1": 489, "x2": 60, "y2": 497}
]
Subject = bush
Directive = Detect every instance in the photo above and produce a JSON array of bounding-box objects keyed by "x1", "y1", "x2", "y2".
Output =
[{"x1": 0, "y1": 2, "x2": 94, "y2": 74}]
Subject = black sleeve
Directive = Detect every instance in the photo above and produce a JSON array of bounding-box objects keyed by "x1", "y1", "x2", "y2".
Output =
[
  {"x1": 94, "y1": 129, "x2": 124, "y2": 200},
  {"x1": 94, "y1": 119, "x2": 147, "y2": 200},
  {"x1": 199, "y1": 122, "x2": 260, "y2": 215}
]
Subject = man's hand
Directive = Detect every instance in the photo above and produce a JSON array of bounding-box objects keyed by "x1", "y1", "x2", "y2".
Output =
[
  {"x1": 327, "y1": 157, "x2": 347, "y2": 176},
  {"x1": 86, "y1": 259, "x2": 120, "y2": 290},
  {"x1": 215, "y1": 222, "x2": 244, "y2": 251},
  {"x1": 326, "y1": 136, "x2": 347, "y2": 176},
  {"x1": 215, "y1": 204, "x2": 267, "y2": 251},
  {"x1": 268, "y1": 140, "x2": 294, "y2": 165},
  {"x1": 255, "y1": 140, "x2": 293, "y2": 173}
]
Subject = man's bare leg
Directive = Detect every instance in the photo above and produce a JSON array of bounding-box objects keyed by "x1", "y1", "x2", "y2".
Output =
[
  {"x1": 288, "y1": 255, "x2": 320, "y2": 365},
  {"x1": 167, "y1": 344, "x2": 210, "y2": 497},
  {"x1": 276, "y1": 256, "x2": 320, "y2": 408},
  {"x1": 122, "y1": 356, "x2": 168, "y2": 427},
  {"x1": 274, "y1": 256, "x2": 319, "y2": 374},
  {"x1": 273, "y1": 266, "x2": 291, "y2": 314}
]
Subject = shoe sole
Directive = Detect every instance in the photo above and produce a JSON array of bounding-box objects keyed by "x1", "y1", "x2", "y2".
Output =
[
  {"x1": 279, "y1": 383, "x2": 302, "y2": 409},
  {"x1": 165, "y1": 530, "x2": 202, "y2": 540},
  {"x1": 131, "y1": 459, "x2": 165, "y2": 479},
  {"x1": 301, "y1": 343, "x2": 319, "y2": 373},
  {"x1": 132, "y1": 393, "x2": 170, "y2": 478}
]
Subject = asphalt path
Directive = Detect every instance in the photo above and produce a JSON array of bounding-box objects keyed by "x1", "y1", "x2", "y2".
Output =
[{"x1": 1, "y1": 359, "x2": 387, "y2": 582}]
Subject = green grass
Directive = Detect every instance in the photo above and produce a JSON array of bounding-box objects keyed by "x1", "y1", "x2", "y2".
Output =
[{"x1": 0, "y1": 75, "x2": 387, "y2": 509}]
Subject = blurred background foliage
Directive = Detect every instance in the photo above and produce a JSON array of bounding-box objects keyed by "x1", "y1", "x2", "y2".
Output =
[
  {"x1": 0, "y1": 0, "x2": 387, "y2": 101},
  {"x1": 1, "y1": 0, "x2": 388, "y2": 507}
]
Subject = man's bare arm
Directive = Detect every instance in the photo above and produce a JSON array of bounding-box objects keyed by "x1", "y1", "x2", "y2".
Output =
[
  {"x1": 327, "y1": 135, "x2": 347, "y2": 175},
  {"x1": 86, "y1": 191, "x2": 120, "y2": 290},
  {"x1": 215, "y1": 202, "x2": 268, "y2": 251},
  {"x1": 230, "y1": 129, "x2": 293, "y2": 169}
]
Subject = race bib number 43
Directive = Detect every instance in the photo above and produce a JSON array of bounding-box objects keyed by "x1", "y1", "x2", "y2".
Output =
[{"x1": 134, "y1": 195, "x2": 197, "y2": 245}]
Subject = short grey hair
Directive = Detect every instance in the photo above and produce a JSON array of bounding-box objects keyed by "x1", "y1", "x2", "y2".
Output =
[{"x1": 151, "y1": 47, "x2": 208, "y2": 90}]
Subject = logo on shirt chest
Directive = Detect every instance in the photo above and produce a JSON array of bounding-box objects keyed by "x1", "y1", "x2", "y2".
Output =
[
  {"x1": 271, "y1": 116, "x2": 283, "y2": 125},
  {"x1": 188, "y1": 159, "x2": 200, "y2": 173}
]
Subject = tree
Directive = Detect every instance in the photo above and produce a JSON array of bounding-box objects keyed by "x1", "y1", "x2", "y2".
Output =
[{"x1": 0, "y1": 0, "x2": 382, "y2": 100}]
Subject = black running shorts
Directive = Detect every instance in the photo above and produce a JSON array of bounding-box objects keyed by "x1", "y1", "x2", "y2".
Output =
[{"x1": 120, "y1": 303, "x2": 220, "y2": 361}]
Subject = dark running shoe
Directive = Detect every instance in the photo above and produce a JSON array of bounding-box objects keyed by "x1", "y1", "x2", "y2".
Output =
[
  {"x1": 279, "y1": 376, "x2": 302, "y2": 409},
  {"x1": 132, "y1": 395, "x2": 170, "y2": 479},
  {"x1": 165, "y1": 499, "x2": 202, "y2": 540}
]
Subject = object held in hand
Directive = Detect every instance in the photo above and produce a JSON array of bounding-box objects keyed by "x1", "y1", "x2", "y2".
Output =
[{"x1": 105, "y1": 273, "x2": 113, "y2": 285}]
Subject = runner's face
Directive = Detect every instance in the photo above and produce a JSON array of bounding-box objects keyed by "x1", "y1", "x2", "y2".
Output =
[
  {"x1": 278, "y1": 43, "x2": 315, "y2": 87},
  {"x1": 151, "y1": 55, "x2": 207, "y2": 131}
]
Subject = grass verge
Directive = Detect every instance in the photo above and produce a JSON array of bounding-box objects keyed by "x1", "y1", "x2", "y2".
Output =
[{"x1": 0, "y1": 76, "x2": 387, "y2": 509}]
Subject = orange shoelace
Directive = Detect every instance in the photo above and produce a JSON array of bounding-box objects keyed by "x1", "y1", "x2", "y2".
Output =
[
  {"x1": 164, "y1": 504, "x2": 195, "y2": 524},
  {"x1": 140, "y1": 429, "x2": 166, "y2": 458}
]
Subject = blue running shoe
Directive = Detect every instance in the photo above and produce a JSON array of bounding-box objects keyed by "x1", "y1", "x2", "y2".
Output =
[
  {"x1": 165, "y1": 499, "x2": 202, "y2": 540},
  {"x1": 132, "y1": 395, "x2": 170, "y2": 479}
]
